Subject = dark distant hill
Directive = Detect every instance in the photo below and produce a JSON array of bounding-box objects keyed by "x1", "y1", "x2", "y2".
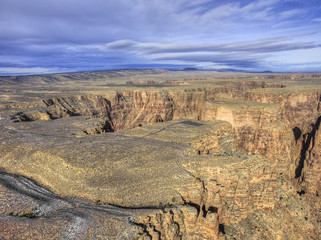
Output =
[{"x1": 181, "y1": 67, "x2": 200, "y2": 71}]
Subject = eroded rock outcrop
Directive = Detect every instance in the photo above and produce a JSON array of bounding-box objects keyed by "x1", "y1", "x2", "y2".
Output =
[{"x1": 1, "y1": 71, "x2": 321, "y2": 239}]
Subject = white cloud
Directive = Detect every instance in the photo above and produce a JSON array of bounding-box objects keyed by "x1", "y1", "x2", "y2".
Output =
[
  {"x1": 102, "y1": 38, "x2": 320, "y2": 55},
  {"x1": 313, "y1": 18, "x2": 321, "y2": 22},
  {"x1": 278, "y1": 9, "x2": 302, "y2": 19},
  {"x1": 0, "y1": 67, "x2": 65, "y2": 75}
]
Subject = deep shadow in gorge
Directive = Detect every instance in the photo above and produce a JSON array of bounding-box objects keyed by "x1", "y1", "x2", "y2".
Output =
[{"x1": 295, "y1": 116, "x2": 321, "y2": 179}]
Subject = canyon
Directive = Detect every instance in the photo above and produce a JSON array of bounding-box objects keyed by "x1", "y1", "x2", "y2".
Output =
[{"x1": 0, "y1": 70, "x2": 320, "y2": 239}]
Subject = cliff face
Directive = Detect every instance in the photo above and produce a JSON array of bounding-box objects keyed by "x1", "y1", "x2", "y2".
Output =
[
  {"x1": 292, "y1": 116, "x2": 321, "y2": 236},
  {"x1": 9, "y1": 84, "x2": 286, "y2": 126},
  {"x1": 1, "y1": 75, "x2": 321, "y2": 239},
  {"x1": 31, "y1": 87, "x2": 319, "y2": 167}
]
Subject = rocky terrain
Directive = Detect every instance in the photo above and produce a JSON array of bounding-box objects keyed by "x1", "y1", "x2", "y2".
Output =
[{"x1": 0, "y1": 70, "x2": 320, "y2": 239}]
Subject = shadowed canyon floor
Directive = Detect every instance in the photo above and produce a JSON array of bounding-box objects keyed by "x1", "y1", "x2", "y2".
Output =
[{"x1": 0, "y1": 70, "x2": 320, "y2": 239}]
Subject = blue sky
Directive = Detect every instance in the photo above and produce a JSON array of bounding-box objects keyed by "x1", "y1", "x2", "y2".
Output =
[{"x1": 0, "y1": 0, "x2": 321, "y2": 75}]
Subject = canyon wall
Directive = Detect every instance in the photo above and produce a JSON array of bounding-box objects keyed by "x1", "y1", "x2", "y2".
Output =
[{"x1": 3, "y1": 79, "x2": 321, "y2": 239}]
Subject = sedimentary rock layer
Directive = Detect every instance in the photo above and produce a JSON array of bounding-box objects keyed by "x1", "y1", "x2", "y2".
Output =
[{"x1": 0, "y1": 70, "x2": 320, "y2": 239}]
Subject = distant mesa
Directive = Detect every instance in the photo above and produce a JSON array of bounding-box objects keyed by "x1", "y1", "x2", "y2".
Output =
[{"x1": 181, "y1": 67, "x2": 201, "y2": 71}]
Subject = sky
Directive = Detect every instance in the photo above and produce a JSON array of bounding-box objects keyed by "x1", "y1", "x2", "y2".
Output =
[{"x1": 0, "y1": 0, "x2": 321, "y2": 75}]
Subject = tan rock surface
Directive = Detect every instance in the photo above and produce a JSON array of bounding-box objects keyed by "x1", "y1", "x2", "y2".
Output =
[{"x1": 0, "y1": 70, "x2": 320, "y2": 239}]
